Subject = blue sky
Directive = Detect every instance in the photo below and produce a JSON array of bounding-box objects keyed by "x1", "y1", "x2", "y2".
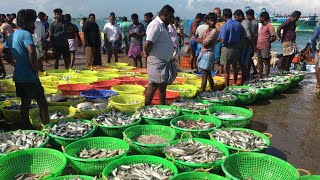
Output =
[{"x1": 0, "y1": 0, "x2": 319, "y2": 19}]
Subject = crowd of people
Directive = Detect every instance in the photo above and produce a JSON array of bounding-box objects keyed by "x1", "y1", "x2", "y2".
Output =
[{"x1": 0, "y1": 4, "x2": 319, "y2": 128}]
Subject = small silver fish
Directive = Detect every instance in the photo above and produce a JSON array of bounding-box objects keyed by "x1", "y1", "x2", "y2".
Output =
[
  {"x1": 135, "y1": 134, "x2": 169, "y2": 144},
  {"x1": 198, "y1": 91, "x2": 236, "y2": 101},
  {"x1": 213, "y1": 112, "x2": 245, "y2": 119},
  {"x1": 175, "y1": 119, "x2": 215, "y2": 130},
  {"x1": 108, "y1": 163, "x2": 174, "y2": 180},
  {"x1": 93, "y1": 109, "x2": 139, "y2": 126},
  {"x1": 49, "y1": 120, "x2": 92, "y2": 138},
  {"x1": 140, "y1": 106, "x2": 177, "y2": 118},
  {"x1": 78, "y1": 148, "x2": 125, "y2": 159}
]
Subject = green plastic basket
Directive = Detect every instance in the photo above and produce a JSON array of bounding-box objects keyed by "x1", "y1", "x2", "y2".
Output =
[
  {"x1": 0, "y1": 130, "x2": 49, "y2": 157},
  {"x1": 48, "y1": 175, "x2": 96, "y2": 180},
  {"x1": 172, "y1": 100, "x2": 213, "y2": 115},
  {"x1": 64, "y1": 137, "x2": 129, "y2": 176},
  {"x1": 208, "y1": 106, "x2": 253, "y2": 128},
  {"x1": 222, "y1": 152, "x2": 300, "y2": 180},
  {"x1": 171, "y1": 172, "x2": 228, "y2": 180},
  {"x1": 165, "y1": 138, "x2": 229, "y2": 173},
  {"x1": 225, "y1": 86, "x2": 257, "y2": 105},
  {"x1": 255, "y1": 86, "x2": 275, "y2": 99},
  {"x1": 209, "y1": 128, "x2": 271, "y2": 153},
  {"x1": 94, "y1": 112, "x2": 142, "y2": 138},
  {"x1": 0, "y1": 148, "x2": 67, "y2": 179},
  {"x1": 142, "y1": 105, "x2": 180, "y2": 126},
  {"x1": 102, "y1": 155, "x2": 178, "y2": 179},
  {"x1": 1, "y1": 104, "x2": 38, "y2": 124},
  {"x1": 274, "y1": 82, "x2": 290, "y2": 94},
  {"x1": 123, "y1": 125, "x2": 176, "y2": 156},
  {"x1": 170, "y1": 115, "x2": 222, "y2": 138},
  {"x1": 47, "y1": 120, "x2": 96, "y2": 150},
  {"x1": 300, "y1": 175, "x2": 320, "y2": 180},
  {"x1": 198, "y1": 94, "x2": 238, "y2": 107},
  {"x1": 29, "y1": 106, "x2": 76, "y2": 130}
]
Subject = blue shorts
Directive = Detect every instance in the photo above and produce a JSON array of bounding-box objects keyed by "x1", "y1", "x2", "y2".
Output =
[
  {"x1": 189, "y1": 39, "x2": 197, "y2": 51},
  {"x1": 241, "y1": 44, "x2": 252, "y2": 65},
  {"x1": 196, "y1": 43, "x2": 202, "y2": 57},
  {"x1": 214, "y1": 42, "x2": 222, "y2": 62}
]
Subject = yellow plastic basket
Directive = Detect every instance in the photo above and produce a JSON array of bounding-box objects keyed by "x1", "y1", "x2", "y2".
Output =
[
  {"x1": 69, "y1": 77, "x2": 98, "y2": 84},
  {"x1": 111, "y1": 85, "x2": 145, "y2": 95},
  {"x1": 108, "y1": 94, "x2": 144, "y2": 113},
  {"x1": 167, "y1": 84, "x2": 198, "y2": 98},
  {"x1": 97, "y1": 73, "x2": 121, "y2": 81},
  {"x1": 108, "y1": 62, "x2": 128, "y2": 67},
  {"x1": 78, "y1": 70, "x2": 98, "y2": 75},
  {"x1": 183, "y1": 78, "x2": 210, "y2": 91},
  {"x1": 136, "y1": 74, "x2": 148, "y2": 80},
  {"x1": 0, "y1": 79, "x2": 15, "y2": 93},
  {"x1": 177, "y1": 72, "x2": 197, "y2": 79}
]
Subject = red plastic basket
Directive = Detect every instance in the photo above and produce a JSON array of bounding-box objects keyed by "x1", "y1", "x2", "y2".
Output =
[
  {"x1": 57, "y1": 84, "x2": 92, "y2": 95},
  {"x1": 114, "y1": 77, "x2": 142, "y2": 85},
  {"x1": 131, "y1": 68, "x2": 148, "y2": 74},
  {"x1": 135, "y1": 80, "x2": 148, "y2": 88},
  {"x1": 90, "y1": 79, "x2": 122, "y2": 90},
  {"x1": 151, "y1": 90, "x2": 180, "y2": 105}
]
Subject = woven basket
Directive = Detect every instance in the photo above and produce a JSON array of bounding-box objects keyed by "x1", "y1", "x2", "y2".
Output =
[
  {"x1": 170, "y1": 115, "x2": 222, "y2": 138},
  {"x1": 123, "y1": 125, "x2": 176, "y2": 156},
  {"x1": 208, "y1": 106, "x2": 253, "y2": 128},
  {"x1": 46, "y1": 120, "x2": 96, "y2": 150},
  {"x1": 142, "y1": 105, "x2": 180, "y2": 126},
  {"x1": 165, "y1": 138, "x2": 229, "y2": 173},
  {"x1": 102, "y1": 155, "x2": 178, "y2": 179},
  {"x1": 64, "y1": 137, "x2": 129, "y2": 176},
  {"x1": 0, "y1": 148, "x2": 67, "y2": 179},
  {"x1": 29, "y1": 106, "x2": 76, "y2": 130},
  {"x1": 222, "y1": 152, "x2": 300, "y2": 180}
]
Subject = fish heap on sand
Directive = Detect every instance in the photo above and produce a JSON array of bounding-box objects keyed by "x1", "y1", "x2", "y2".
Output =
[
  {"x1": 14, "y1": 172, "x2": 51, "y2": 180},
  {"x1": 164, "y1": 139, "x2": 225, "y2": 164},
  {"x1": 76, "y1": 102, "x2": 107, "y2": 111},
  {"x1": 109, "y1": 163, "x2": 174, "y2": 180},
  {"x1": 93, "y1": 110, "x2": 140, "y2": 126},
  {"x1": 135, "y1": 134, "x2": 169, "y2": 144},
  {"x1": 171, "y1": 99, "x2": 211, "y2": 111},
  {"x1": 198, "y1": 91, "x2": 236, "y2": 101},
  {"x1": 175, "y1": 119, "x2": 215, "y2": 130},
  {"x1": 213, "y1": 112, "x2": 245, "y2": 119},
  {"x1": 0, "y1": 130, "x2": 46, "y2": 154},
  {"x1": 46, "y1": 94, "x2": 82, "y2": 103},
  {"x1": 210, "y1": 129, "x2": 268, "y2": 150},
  {"x1": 140, "y1": 106, "x2": 177, "y2": 118},
  {"x1": 0, "y1": 94, "x2": 16, "y2": 101},
  {"x1": 49, "y1": 120, "x2": 92, "y2": 138},
  {"x1": 78, "y1": 148, "x2": 125, "y2": 159}
]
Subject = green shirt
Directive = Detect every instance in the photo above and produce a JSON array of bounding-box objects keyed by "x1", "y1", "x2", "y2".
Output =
[{"x1": 119, "y1": 21, "x2": 132, "y2": 35}]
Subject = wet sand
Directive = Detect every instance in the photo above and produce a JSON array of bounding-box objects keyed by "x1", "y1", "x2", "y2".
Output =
[{"x1": 2, "y1": 49, "x2": 319, "y2": 174}]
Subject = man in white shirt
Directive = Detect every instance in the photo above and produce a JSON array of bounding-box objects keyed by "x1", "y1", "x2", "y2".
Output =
[
  {"x1": 103, "y1": 14, "x2": 122, "y2": 63},
  {"x1": 33, "y1": 13, "x2": 46, "y2": 71},
  {"x1": 144, "y1": 5, "x2": 177, "y2": 106}
]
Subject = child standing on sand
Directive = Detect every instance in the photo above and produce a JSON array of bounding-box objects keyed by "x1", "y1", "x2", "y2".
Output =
[{"x1": 196, "y1": 13, "x2": 219, "y2": 92}]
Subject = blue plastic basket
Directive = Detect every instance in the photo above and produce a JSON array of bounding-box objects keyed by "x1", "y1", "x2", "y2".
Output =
[{"x1": 80, "y1": 90, "x2": 118, "y2": 100}]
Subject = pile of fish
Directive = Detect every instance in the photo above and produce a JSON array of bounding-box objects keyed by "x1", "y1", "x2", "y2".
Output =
[
  {"x1": 46, "y1": 94, "x2": 82, "y2": 103},
  {"x1": 94, "y1": 110, "x2": 139, "y2": 126},
  {"x1": 0, "y1": 94, "x2": 16, "y2": 101},
  {"x1": 49, "y1": 112, "x2": 71, "y2": 120},
  {"x1": 164, "y1": 139, "x2": 225, "y2": 164},
  {"x1": 62, "y1": 177, "x2": 97, "y2": 180},
  {"x1": 76, "y1": 102, "x2": 107, "y2": 111},
  {"x1": 3, "y1": 103, "x2": 37, "y2": 110},
  {"x1": 135, "y1": 134, "x2": 169, "y2": 144},
  {"x1": 175, "y1": 119, "x2": 215, "y2": 130},
  {"x1": 169, "y1": 88, "x2": 190, "y2": 93},
  {"x1": 260, "y1": 77, "x2": 290, "y2": 84},
  {"x1": 198, "y1": 91, "x2": 236, "y2": 101},
  {"x1": 210, "y1": 129, "x2": 268, "y2": 150},
  {"x1": 109, "y1": 163, "x2": 174, "y2": 180},
  {"x1": 78, "y1": 148, "x2": 125, "y2": 159},
  {"x1": 140, "y1": 106, "x2": 177, "y2": 118},
  {"x1": 171, "y1": 99, "x2": 211, "y2": 111},
  {"x1": 247, "y1": 82, "x2": 274, "y2": 89},
  {"x1": 59, "y1": 76, "x2": 73, "y2": 81},
  {"x1": 49, "y1": 120, "x2": 93, "y2": 138},
  {"x1": 0, "y1": 130, "x2": 47, "y2": 154},
  {"x1": 213, "y1": 112, "x2": 245, "y2": 119},
  {"x1": 14, "y1": 172, "x2": 51, "y2": 180},
  {"x1": 227, "y1": 87, "x2": 257, "y2": 94}
]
